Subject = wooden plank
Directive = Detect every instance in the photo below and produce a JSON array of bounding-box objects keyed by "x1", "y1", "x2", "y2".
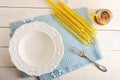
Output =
[
  {"x1": 0, "y1": 0, "x2": 48, "y2": 8},
  {"x1": 0, "y1": 0, "x2": 119, "y2": 9},
  {"x1": 0, "y1": 47, "x2": 120, "y2": 70},
  {"x1": 97, "y1": 30, "x2": 120, "y2": 51},
  {"x1": 0, "y1": 68, "x2": 120, "y2": 80},
  {"x1": 60, "y1": 70, "x2": 120, "y2": 80},
  {"x1": 0, "y1": 28, "x2": 10, "y2": 46},
  {"x1": 0, "y1": 68, "x2": 37, "y2": 80},
  {"x1": 67, "y1": 0, "x2": 120, "y2": 9},
  {"x1": 0, "y1": 28, "x2": 120, "y2": 50},
  {"x1": 0, "y1": 68, "x2": 21, "y2": 79},
  {"x1": 18, "y1": 77, "x2": 38, "y2": 80},
  {"x1": 0, "y1": 48, "x2": 14, "y2": 67},
  {"x1": 0, "y1": 8, "x2": 51, "y2": 27},
  {"x1": 0, "y1": 8, "x2": 120, "y2": 30}
]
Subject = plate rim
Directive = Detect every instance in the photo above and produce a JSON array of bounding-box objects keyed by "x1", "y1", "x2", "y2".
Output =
[{"x1": 9, "y1": 21, "x2": 64, "y2": 76}]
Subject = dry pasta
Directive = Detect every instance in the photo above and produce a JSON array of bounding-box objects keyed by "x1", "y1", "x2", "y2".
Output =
[{"x1": 47, "y1": 0, "x2": 97, "y2": 46}]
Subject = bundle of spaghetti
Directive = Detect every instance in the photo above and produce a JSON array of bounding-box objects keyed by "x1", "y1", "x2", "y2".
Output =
[{"x1": 47, "y1": 0, "x2": 97, "y2": 46}]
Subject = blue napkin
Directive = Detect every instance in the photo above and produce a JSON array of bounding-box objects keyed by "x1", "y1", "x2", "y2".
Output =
[{"x1": 10, "y1": 7, "x2": 102, "y2": 80}]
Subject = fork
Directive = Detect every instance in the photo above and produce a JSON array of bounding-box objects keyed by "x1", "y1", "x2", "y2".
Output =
[{"x1": 71, "y1": 47, "x2": 107, "y2": 72}]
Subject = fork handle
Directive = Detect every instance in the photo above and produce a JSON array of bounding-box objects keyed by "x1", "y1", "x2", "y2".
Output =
[
  {"x1": 84, "y1": 56, "x2": 107, "y2": 72},
  {"x1": 94, "y1": 62, "x2": 107, "y2": 72}
]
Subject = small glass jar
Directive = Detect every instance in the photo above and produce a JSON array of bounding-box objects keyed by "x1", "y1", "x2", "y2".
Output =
[{"x1": 89, "y1": 9, "x2": 113, "y2": 25}]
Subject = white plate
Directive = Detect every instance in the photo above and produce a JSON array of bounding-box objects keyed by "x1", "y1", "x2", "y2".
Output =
[{"x1": 9, "y1": 21, "x2": 64, "y2": 76}]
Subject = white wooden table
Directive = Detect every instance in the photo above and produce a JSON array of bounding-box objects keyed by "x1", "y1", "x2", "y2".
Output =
[{"x1": 0, "y1": 0, "x2": 120, "y2": 80}]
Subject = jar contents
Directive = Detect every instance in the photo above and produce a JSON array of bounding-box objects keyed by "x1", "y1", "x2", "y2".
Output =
[{"x1": 89, "y1": 9, "x2": 113, "y2": 25}]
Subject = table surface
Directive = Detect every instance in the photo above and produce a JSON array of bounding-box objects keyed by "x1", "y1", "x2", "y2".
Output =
[{"x1": 0, "y1": 0, "x2": 120, "y2": 80}]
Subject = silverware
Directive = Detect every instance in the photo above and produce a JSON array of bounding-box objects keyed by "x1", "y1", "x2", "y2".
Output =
[{"x1": 71, "y1": 47, "x2": 107, "y2": 72}]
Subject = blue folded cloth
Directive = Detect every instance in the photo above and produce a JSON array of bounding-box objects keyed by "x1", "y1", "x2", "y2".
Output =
[{"x1": 10, "y1": 7, "x2": 102, "y2": 80}]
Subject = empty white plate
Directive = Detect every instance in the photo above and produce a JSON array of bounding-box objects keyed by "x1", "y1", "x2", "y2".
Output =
[{"x1": 9, "y1": 21, "x2": 64, "y2": 76}]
